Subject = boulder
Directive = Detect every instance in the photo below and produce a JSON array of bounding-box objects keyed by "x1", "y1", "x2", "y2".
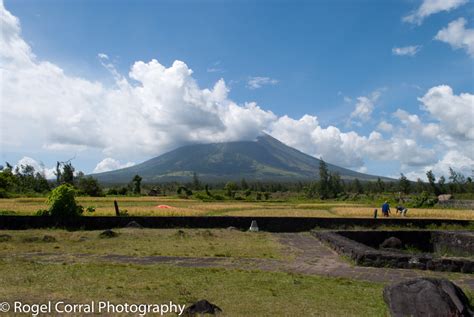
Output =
[
  {"x1": 383, "y1": 278, "x2": 473, "y2": 317},
  {"x1": 99, "y1": 229, "x2": 119, "y2": 238},
  {"x1": 183, "y1": 300, "x2": 222, "y2": 316},
  {"x1": 438, "y1": 194, "x2": 453, "y2": 202},
  {"x1": 380, "y1": 237, "x2": 402, "y2": 249}
]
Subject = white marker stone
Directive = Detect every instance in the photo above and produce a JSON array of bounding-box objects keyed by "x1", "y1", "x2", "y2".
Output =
[{"x1": 249, "y1": 220, "x2": 259, "y2": 232}]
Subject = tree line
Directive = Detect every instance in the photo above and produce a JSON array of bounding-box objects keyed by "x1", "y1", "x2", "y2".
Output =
[{"x1": 0, "y1": 159, "x2": 472, "y2": 199}]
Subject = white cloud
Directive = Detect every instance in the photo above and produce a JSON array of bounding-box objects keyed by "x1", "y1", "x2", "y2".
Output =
[
  {"x1": 419, "y1": 85, "x2": 474, "y2": 141},
  {"x1": 403, "y1": 0, "x2": 468, "y2": 25},
  {"x1": 405, "y1": 150, "x2": 474, "y2": 181},
  {"x1": 0, "y1": 3, "x2": 472, "y2": 178},
  {"x1": 207, "y1": 60, "x2": 224, "y2": 73},
  {"x1": 93, "y1": 158, "x2": 135, "y2": 173},
  {"x1": 435, "y1": 18, "x2": 474, "y2": 57},
  {"x1": 392, "y1": 109, "x2": 440, "y2": 139},
  {"x1": 247, "y1": 76, "x2": 278, "y2": 89},
  {"x1": 350, "y1": 90, "x2": 381, "y2": 122},
  {"x1": 392, "y1": 45, "x2": 421, "y2": 56},
  {"x1": 13, "y1": 157, "x2": 56, "y2": 179},
  {"x1": 377, "y1": 121, "x2": 393, "y2": 132},
  {"x1": 0, "y1": 1, "x2": 276, "y2": 162}
]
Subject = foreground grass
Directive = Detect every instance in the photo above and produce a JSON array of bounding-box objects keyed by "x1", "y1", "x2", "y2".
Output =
[
  {"x1": 0, "y1": 229, "x2": 284, "y2": 259},
  {"x1": 1, "y1": 197, "x2": 473, "y2": 219},
  {"x1": 0, "y1": 259, "x2": 389, "y2": 316}
]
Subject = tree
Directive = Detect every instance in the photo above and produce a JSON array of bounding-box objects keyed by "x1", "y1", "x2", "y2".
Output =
[
  {"x1": 426, "y1": 170, "x2": 440, "y2": 196},
  {"x1": 415, "y1": 178, "x2": 425, "y2": 193},
  {"x1": 353, "y1": 178, "x2": 364, "y2": 194},
  {"x1": 224, "y1": 181, "x2": 237, "y2": 198},
  {"x1": 318, "y1": 159, "x2": 331, "y2": 199},
  {"x1": 177, "y1": 186, "x2": 192, "y2": 198},
  {"x1": 77, "y1": 176, "x2": 104, "y2": 197},
  {"x1": 375, "y1": 177, "x2": 385, "y2": 193},
  {"x1": 33, "y1": 172, "x2": 50, "y2": 193},
  {"x1": 438, "y1": 176, "x2": 446, "y2": 194},
  {"x1": 192, "y1": 172, "x2": 201, "y2": 190},
  {"x1": 61, "y1": 162, "x2": 75, "y2": 185},
  {"x1": 448, "y1": 167, "x2": 466, "y2": 194},
  {"x1": 0, "y1": 163, "x2": 16, "y2": 197},
  {"x1": 132, "y1": 175, "x2": 142, "y2": 195},
  {"x1": 398, "y1": 173, "x2": 411, "y2": 194},
  {"x1": 240, "y1": 178, "x2": 249, "y2": 190},
  {"x1": 329, "y1": 172, "x2": 343, "y2": 197}
]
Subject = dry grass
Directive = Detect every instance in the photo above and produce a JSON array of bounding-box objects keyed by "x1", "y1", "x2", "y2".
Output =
[
  {"x1": 0, "y1": 197, "x2": 472, "y2": 219},
  {"x1": 331, "y1": 206, "x2": 474, "y2": 220},
  {"x1": 222, "y1": 208, "x2": 335, "y2": 217}
]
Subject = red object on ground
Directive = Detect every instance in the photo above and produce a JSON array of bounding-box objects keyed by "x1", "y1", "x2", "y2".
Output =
[{"x1": 156, "y1": 205, "x2": 173, "y2": 209}]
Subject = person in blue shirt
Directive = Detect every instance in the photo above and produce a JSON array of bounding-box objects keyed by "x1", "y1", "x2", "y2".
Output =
[{"x1": 382, "y1": 201, "x2": 391, "y2": 217}]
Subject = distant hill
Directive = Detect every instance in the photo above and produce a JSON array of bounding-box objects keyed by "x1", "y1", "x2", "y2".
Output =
[{"x1": 92, "y1": 134, "x2": 391, "y2": 183}]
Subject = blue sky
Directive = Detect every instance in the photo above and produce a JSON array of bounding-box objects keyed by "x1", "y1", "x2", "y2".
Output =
[{"x1": 1, "y1": 0, "x2": 473, "y2": 180}]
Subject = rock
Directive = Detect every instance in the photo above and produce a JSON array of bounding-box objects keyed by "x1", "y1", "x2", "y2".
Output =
[
  {"x1": 380, "y1": 237, "x2": 402, "y2": 249},
  {"x1": 99, "y1": 229, "x2": 119, "y2": 238},
  {"x1": 42, "y1": 235, "x2": 57, "y2": 242},
  {"x1": 438, "y1": 194, "x2": 453, "y2": 202},
  {"x1": 125, "y1": 221, "x2": 143, "y2": 229},
  {"x1": 183, "y1": 300, "x2": 222, "y2": 316},
  {"x1": 383, "y1": 278, "x2": 473, "y2": 317},
  {"x1": 226, "y1": 226, "x2": 238, "y2": 231},
  {"x1": 0, "y1": 234, "x2": 12, "y2": 242}
]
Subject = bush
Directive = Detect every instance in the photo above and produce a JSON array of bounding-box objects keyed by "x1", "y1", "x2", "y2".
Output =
[
  {"x1": 46, "y1": 184, "x2": 84, "y2": 219},
  {"x1": 408, "y1": 191, "x2": 437, "y2": 208}
]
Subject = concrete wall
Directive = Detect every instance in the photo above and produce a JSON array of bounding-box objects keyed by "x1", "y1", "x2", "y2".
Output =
[{"x1": 0, "y1": 215, "x2": 472, "y2": 232}]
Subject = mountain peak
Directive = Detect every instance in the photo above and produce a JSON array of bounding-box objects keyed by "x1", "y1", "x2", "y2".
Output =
[{"x1": 93, "y1": 135, "x2": 387, "y2": 183}]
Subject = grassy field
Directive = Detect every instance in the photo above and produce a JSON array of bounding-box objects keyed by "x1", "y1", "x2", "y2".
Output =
[
  {"x1": 0, "y1": 228, "x2": 284, "y2": 259},
  {"x1": 0, "y1": 260, "x2": 389, "y2": 316},
  {"x1": 0, "y1": 196, "x2": 473, "y2": 219},
  {"x1": 1, "y1": 228, "x2": 473, "y2": 315},
  {"x1": 0, "y1": 228, "x2": 389, "y2": 316}
]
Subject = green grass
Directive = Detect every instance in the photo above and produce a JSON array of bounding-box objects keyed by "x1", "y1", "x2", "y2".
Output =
[
  {"x1": 0, "y1": 259, "x2": 389, "y2": 316},
  {"x1": 0, "y1": 228, "x2": 285, "y2": 259}
]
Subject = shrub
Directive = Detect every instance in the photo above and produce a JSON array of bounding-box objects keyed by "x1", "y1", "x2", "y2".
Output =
[
  {"x1": 408, "y1": 191, "x2": 437, "y2": 208},
  {"x1": 46, "y1": 184, "x2": 84, "y2": 219}
]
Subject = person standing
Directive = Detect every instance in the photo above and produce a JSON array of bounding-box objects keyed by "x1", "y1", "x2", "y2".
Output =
[{"x1": 382, "y1": 201, "x2": 391, "y2": 217}]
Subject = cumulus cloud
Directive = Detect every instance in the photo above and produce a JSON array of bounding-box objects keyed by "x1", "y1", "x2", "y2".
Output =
[
  {"x1": 405, "y1": 150, "x2": 474, "y2": 181},
  {"x1": 392, "y1": 45, "x2": 421, "y2": 56},
  {"x1": 392, "y1": 109, "x2": 440, "y2": 139},
  {"x1": 93, "y1": 158, "x2": 135, "y2": 173},
  {"x1": 247, "y1": 76, "x2": 279, "y2": 89},
  {"x1": 0, "y1": 2, "x2": 472, "y2": 178},
  {"x1": 13, "y1": 157, "x2": 56, "y2": 179},
  {"x1": 0, "y1": 1, "x2": 276, "y2": 162},
  {"x1": 419, "y1": 85, "x2": 474, "y2": 141},
  {"x1": 350, "y1": 90, "x2": 381, "y2": 122},
  {"x1": 403, "y1": 0, "x2": 468, "y2": 25},
  {"x1": 377, "y1": 121, "x2": 393, "y2": 133},
  {"x1": 435, "y1": 18, "x2": 474, "y2": 57}
]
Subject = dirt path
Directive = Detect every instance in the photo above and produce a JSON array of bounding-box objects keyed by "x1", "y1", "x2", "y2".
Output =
[{"x1": 9, "y1": 233, "x2": 474, "y2": 290}]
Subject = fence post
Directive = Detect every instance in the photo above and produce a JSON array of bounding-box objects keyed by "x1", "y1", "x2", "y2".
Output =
[{"x1": 114, "y1": 200, "x2": 120, "y2": 216}]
